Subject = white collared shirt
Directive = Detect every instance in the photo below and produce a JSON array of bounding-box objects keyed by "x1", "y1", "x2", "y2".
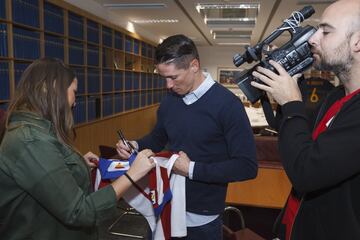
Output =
[
  {"x1": 182, "y1": 72, "x2": 215, "y2": 106},
  {"x1": 182, "y1": 72, "x2": 218, "y2": 227}
]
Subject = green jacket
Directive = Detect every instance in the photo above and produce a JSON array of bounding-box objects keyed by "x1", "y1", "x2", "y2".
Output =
[{"x1": 0, "y1": 112, "x2": 117, "y2": 240}]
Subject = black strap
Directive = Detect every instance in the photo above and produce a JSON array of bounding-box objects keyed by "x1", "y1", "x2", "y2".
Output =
[
  {"x1": 124, "y1": 172, "x2": 152, "y2": 201},
  {"x1": 261, "y1": 96, "x2": 277, "y2": 129}
]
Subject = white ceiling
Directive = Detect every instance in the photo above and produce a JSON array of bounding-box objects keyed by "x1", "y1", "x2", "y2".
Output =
[{"x1": 89, "y1": 0, "x2": 334, "y2": 47}]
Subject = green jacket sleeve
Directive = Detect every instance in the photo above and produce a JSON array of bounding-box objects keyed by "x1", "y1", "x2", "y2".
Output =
[{"x1": 7, "y1": 126, "x2": 117, "y2": 227}]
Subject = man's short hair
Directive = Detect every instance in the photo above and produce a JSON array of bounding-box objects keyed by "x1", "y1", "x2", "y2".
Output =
[{"x1": 155, "y1": 34, "x2": 200, "y2": 69}]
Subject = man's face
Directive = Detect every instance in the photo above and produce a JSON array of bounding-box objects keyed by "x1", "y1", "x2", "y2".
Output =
[
  {"x1": 308, "y1": 2, "x2": 354, "y2": 76},
  {"x1": 156, "y1": 60, "x2": 196, "y2": 96}
]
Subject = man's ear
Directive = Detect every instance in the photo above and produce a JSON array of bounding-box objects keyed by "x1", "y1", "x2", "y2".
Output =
[
  {"x1": 190, "y1": 59, "x2": 200, "y2": 73},
  {"x1": 351, "y1": 31, "x2": 360, "y2": 53}
]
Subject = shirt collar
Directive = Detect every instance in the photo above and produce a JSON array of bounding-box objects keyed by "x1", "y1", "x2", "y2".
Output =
[{"x1": 182, "y1": 72, "x2": 215, "y2": 105}]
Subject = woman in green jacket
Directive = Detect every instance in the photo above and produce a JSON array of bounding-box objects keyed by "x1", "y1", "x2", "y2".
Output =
[{"x1": 0, "y1": 58, "x2": 155, "y2": 240}]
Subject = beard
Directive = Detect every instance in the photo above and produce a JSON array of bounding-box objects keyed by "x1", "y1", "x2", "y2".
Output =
[{"x1": 313, "y1": 40, "x2": 353, "y2": 82}]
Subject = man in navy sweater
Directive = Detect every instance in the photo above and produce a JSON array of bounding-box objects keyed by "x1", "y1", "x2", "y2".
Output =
[{"x1": 117, "y1": 34, "x2": 257, "y2": 239}]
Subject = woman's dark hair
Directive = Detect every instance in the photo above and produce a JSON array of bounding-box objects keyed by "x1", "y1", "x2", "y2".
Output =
[
  {"x1": 0, "y1": 109, "x2": 6, "y2": 143},
  {"x1": 155, "y1": 34, "x2": 200, "y2": 69},
  {"x1": 4, "y1": 57, "x2": 76, "y2": 146}
]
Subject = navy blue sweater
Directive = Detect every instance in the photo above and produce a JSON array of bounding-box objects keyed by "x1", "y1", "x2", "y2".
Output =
[{"x1": 138, "y1": 83, "x2": 257, "y2": 214}]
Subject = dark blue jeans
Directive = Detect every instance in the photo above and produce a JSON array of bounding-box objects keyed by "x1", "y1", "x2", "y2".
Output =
[{"x1": 172, "y1": 216, "x2": 223, "y2": 240}]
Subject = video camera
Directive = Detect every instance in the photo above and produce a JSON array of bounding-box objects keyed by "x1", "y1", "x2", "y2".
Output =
[{"x1": 233, "y1": 6, "x2": 316, "y2": 104}]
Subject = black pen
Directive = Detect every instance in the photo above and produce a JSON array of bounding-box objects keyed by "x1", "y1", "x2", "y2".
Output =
[
  {"x1": 117, "y1": 130, "x2": 137, "y2": 153},
  {"x1": 117, "y1": 129, "x2": 130, "y2": 150},
  {"x1": 127, "y1": 141, "x2": 138, "y2": 154}
]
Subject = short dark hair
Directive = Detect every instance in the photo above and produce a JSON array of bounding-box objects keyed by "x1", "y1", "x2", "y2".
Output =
[{"x1": 155, "y1": 34, "x2": 199, "y2": 69}]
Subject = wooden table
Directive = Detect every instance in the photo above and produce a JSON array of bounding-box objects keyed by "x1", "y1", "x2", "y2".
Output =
[{"x1": 226, "y1": 136, "x2": 292, "y2": 209}]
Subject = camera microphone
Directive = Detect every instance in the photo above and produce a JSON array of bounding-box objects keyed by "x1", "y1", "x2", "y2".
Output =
[
  {"x1": 300, "y1": 5, "x2": 315, "y2": 19},
  {"x1": 233, "y1": 6, "x2": 317, "y2": 104},
  {"x1": 233, "y1": 6, "x2": 315, "y2": 68}
]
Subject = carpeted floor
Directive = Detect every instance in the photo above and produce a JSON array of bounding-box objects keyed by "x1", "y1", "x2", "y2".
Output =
[
  {"x1": 98, "y1": 204, "x2": 280, "y2": 240},
  {"x1": 238, "y1": 206, "x2": 280, "y2": 239},
  {"x1": 98, "y1": 201, "x2": 150, "y2": 240}
]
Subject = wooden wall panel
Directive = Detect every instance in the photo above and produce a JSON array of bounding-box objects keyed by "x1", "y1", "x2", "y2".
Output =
[{"x1": 74, "y1": 105, "x2": 158, "y2": 154}]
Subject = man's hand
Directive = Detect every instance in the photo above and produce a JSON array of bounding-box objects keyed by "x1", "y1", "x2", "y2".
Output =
[
  {"x1": 172, "y1": 151, "x2": 190, "y2": 177},
  {"x1": 116, "y1": 140, "x2": 138, "y2": 159},
  {"x1": 251, "y1": 60, "x2": 303, "y2": 105}
]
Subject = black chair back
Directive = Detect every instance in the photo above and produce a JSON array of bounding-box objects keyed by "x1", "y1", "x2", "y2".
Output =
[{"x1": 98, "y1": 145, "x2": 118, "y2": 159}]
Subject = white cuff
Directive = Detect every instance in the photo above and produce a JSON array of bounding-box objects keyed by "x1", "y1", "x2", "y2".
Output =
[{"x1": 188, "y1": 161, "x2": 195, "y2": 179}]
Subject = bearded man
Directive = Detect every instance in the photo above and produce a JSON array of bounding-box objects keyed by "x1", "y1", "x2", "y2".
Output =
[{"x1": 251, "y1": 0, "x2": 360, "y2": 239}]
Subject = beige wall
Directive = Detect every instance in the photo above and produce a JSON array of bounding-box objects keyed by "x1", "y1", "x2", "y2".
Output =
[{"x1": 198, "y1": 45, "x2": 255, "y2": 81}]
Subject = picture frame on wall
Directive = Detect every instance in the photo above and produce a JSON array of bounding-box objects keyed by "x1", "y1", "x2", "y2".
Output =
[{"x1": 217, "y1": 67, "x2": 243, "y2": 86}]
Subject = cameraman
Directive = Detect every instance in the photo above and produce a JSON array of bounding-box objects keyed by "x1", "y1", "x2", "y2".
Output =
[{"x1": 251, "y1": 0, "x2": 360, "y2": 239}]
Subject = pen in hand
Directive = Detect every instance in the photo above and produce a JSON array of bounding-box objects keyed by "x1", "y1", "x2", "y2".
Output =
[
  {"x1": 127, "y1": 141, "x2": 138, "y2": 154},
  {"x1": 117, "y1": 130, "x2": 138, "y2": 154},
  {"x1": 117, "y1": 130, "x2": 155, "y2": 165}
]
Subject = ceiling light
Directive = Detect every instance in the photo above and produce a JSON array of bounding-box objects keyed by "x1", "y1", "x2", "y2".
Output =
[
  {"x1": 103, "y1": 3, "x2": 167, "y2": 9},
  {"x1": 206, "y1": 18, "x2": 256, "y2": 24},
  {"x1": 126, "y1": 22, "x2": 135, "y2": 33},
  {"x1": 214, "y1": 35, "x2": 251, "y2": 40},
  {"x1": 214, "y1": 35, "x2": 251, "y2": 41},
  {"x1": 205, "y1": 18, "x2": 256, "y2": 28},
  {"x1": 196, "y1": 3, "x2": 259, "y2": 12},
  {"x1": 195, "y1": 2, "x2": 259, "y2": 43},
  {"x1": 217, "y1": 42, "x2": 250, "y2": 46},
  {"x1": 214, "y1": 30, "x2": 252, "y2": 35},
  {"x1": 213, "y1": 30, "x2": 252, "y2": 40},
  {"x1": 297, "y1": 0, "x2": 335, "y2": 4},
  {"x1": 132, "y1": 19, "x2": 179, "y2": 24},
  {"x1": 196, "y1": 3, "x2": 259, "y2": 28}
]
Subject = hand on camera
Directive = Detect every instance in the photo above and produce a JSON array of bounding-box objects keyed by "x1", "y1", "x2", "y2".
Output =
[{"x1": 251, "y1": 60, "x2": 302, "y2": 105}]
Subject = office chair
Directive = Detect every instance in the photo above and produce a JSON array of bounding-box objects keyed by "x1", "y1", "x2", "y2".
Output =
[
  {"x1": 98, "y1": 145, "x2": 146, "y2": 239},
  {"x1": 223, "y1": 206, "x2": 265, "y2": 240}
]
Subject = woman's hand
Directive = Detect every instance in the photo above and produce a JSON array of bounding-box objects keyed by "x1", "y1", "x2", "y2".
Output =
[
  {"x1": 111, "y1": 149, "x2": 155, "y2": 199},
  {"x1": 126, "y1": 149, "x2": 156, "y2": 182},
  {"x1": 83, "y1": 151, "x2": 98, "y2": 168}
]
